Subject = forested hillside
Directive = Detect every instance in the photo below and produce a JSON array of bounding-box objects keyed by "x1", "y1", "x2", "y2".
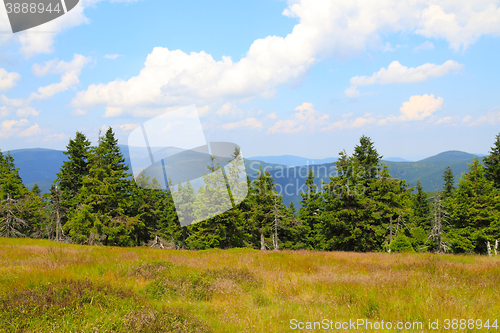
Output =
[{"x1": 1, "y1": 128, "x2": 499, "y2": 254}]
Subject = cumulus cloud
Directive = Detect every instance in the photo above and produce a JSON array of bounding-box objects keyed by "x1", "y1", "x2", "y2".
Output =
[
  {"x1": 378, "y1": 94, "x2": 444, "y2": 124},
  {"x1": 415, "y1": 3, "x2": 500, "y2": 51},
  {"x1": 222, "y1": 118, "x2": 263, "y2": 130},
  {"x1": 0, "y1": 68, "x2": 21, "y2": 91},
  {"x1": 72, "y1": 0, "x2": 500, "y2": 116},
  {"x1": 346, "y1": 60, "x2": 463, "y2": 96},
  {"x1": 268, "y1": 102, "x2": 329, "y2": 134},
  {"x1": 29, "y1": 54, "x2": 91, "y2": 100}
]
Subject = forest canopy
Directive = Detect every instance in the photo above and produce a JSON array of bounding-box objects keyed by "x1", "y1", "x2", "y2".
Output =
[{"x1": 1, "y1": 129, "x2": 499, "y2": 254}]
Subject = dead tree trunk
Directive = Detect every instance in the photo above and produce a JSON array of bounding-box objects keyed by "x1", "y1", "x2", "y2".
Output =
[
  {"x1": 0, "y1": 193, "x2": 28, "y2": 238},
  {"x1": 388, "y1": 216, "x2": 393, "y2": 253},
  {"x1": 260, "y1": 232, "x2": 265, "y2": 251},
  {"x1": 428, "y1": 191, "x2": 449, "y2": 253}
]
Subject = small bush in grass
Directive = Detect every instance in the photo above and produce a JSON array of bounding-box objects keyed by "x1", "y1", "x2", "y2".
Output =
[
  {"x1": 0, "y1": 279, "x2": 136, "y2": 331},
  {"x1": 128, "y1": 260, "x2": 178, "y2": 279},
  {"x1": 145, "y1": 267, "x2": 261, "y2": 301},
  {"x1": 124, "y1": 306, "x2": 212, "y2": 333},
  {"x1": 390, "y1": 234, "x2": 415, "y2": 253}
]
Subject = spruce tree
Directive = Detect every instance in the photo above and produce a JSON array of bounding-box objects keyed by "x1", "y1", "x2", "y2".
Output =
[
  {"x1": 65, "y1": 129, "x2": 140, "y2": 245},
  {"x1": 352, "y1": 135, "x2": 382, "y2": 180},
  {"x1": 319, "y1": 138, "x2": 410, "y2": 252},
  {"x1": 0, "y1": 151, "x2": 28, "y2": 200},
  {"x1": 413, "y1": 180, "x2": 430, "y2": 226},
  {"x1": 448, "y1": 159, "x2": 500, "y2": 253},
  {"x1": 0, "y1": 151, "x2": 34, "y2": 237},
  {"x1": 298, "y1": 169, "x2": 319, "y2": 248},
  {"x1": 484, "y1": 132, "x2": 500, "y2": 188},
  {"x1": 56, "y1": 132, "x2": 91, "y2": 214},
  {"x1": 442, "y1": 166, "x2": 455, "y2": 198},
  {"x1": 187, "y1": 156, "x2": 244, "y2": 249}
]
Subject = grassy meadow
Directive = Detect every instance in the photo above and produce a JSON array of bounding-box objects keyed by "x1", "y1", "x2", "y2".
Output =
[{"x1": 0, "y1": 238, "x2": 499, "y2": 332}]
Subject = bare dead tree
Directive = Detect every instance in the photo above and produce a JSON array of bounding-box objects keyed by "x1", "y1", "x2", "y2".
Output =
[
  {"x1": 0, "y1": 193, "x2": 29, "y2": 238},
  {"x1": 487, "y1": 241, "x2": 492, "y2": 257},
  {"x1": 495, "y1": 240, "x2": 498, "y2": 256},
  {"x1": 428, "y1": 191, "x2": 450, "y2": 253},
  {"x1": 387, "y1": 216, "x2": 394, "y2": 253},
  {"x1": 386, "y1": 215, "x2": 407, "y2": 252}
]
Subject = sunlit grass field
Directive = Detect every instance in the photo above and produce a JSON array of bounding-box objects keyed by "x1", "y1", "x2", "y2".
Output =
[{"x1": 0, "y1": 238, "x2": 499, "y2": 332}]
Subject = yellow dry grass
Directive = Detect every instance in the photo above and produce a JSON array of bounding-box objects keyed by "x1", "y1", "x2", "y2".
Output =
[{"x1": 0, "y1": 237, "x2": 499, "y2": 332}]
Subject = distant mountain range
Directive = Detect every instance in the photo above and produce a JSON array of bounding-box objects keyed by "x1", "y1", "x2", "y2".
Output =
[
  {"x1": 248, "y1": 155, "x2": 337, "y2": 167},
  {"x1": 2, "y1": 147, "x2": 486, "y2": 207}
]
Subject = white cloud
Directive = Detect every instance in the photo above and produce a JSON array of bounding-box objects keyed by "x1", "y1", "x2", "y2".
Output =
[
  {"x1": 435, "y1": 116, "x2": 452, "y2": 124},
  {"x1": 0, "y1": 119, "x2": 29, "y2": 138},
  {"x1": 265, "y1": 112, "x2": 277, "y2": 120},
  {"x1": 378, "y1": 94, "x2": 444, "y2": 124},
  {"x1": 44, "y1": 133, "x2": 70, "y2": 141},
  {"x1": 103, "y1": 54, "x2": 121, "y2": 60},
  {"x1": 346, "y1": 60, "x2": 463, "y2": 96},
  {"x1": 321, "y1": 113, "x2": 377, "y2": 131},
  {"x1": 413, "y1": 41, "x2": 435, "y2": 52},
  {"x1": 119, "y1": 123, "x2": 139, "y2": 131},
  {"x1": 29, "y1": 54, "x2": 91, "y2": 100},
  {"x1": 415, "y1": 3, "x2": 500, "y2": 51},
  {"x1": 0, "y1": 68, "x2": 21, "y2": 91},
  {"x1": 344, "y1": 85, "x2": 362, "y2": 98},
  {"x1": 71, "y1": 0, "x2": 500, "y2": 116},
  {"x1": 382, "y1": 42, "x2": 406, "y2": 52},
  {"x1": 72, "y1": 108, "x2": 88, "y2": 116},
  {"x1": 222, "y1": 118, "x2": 263, "y2": 130},
  {"x1": 16, "y1": 106, "x2": 40, "y2": 117},
  {"x1": 216, "y1": 102, "x2": 243, "y2": 116},
  {"x1": 13, "y1": 4, "x2": 89, "y2": 58},
  {"x1": 32, "y1": 54, "x2": 91, "y2": 76},
  {"x1": 463, "y1": 115, "x2": 472, "y2": 122},
  {"x1": 19, "y1": 123, "x2": 41, "y2": 137},
  {"x1": 349, "y1": 116, "x2": 377, "y2": 128},
  {"x1": 104, "y1": 106, "x2": 123, "y2": 118},
  {"x1": 0, "y1": 95, "x2": 24, "y2": 107},
  {"x1": 268, "y1": 102, "x2": 329, "y2": 134},
  {"x1": 467, "y1": 108, "x2": 500, "y2": 126},
  {"x1": 0, "y1": 106, "x2": 9, "y2": 117},
  {"x1": 0, "y1": 0, "x2": 141, "y2": 58}
]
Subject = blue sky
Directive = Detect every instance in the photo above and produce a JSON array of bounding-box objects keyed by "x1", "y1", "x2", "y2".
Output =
[{"x1": 1, "y1": 0, "x2": 500, "y2": 161}]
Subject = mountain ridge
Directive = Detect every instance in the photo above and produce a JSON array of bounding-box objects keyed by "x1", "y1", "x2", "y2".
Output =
[{"x1": 1, "y1": 147, "x2": 487, "y2": 202}]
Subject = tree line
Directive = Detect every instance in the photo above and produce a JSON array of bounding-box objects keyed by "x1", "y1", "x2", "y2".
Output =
[{"x1": 1, "y1": 128, "x2": 499, "y2": 254}]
